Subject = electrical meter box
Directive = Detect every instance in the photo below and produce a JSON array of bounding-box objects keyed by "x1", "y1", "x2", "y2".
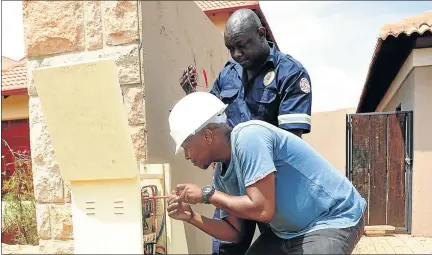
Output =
[{"x1": 33, "y1": 59, "x2": 144, "y2": 254}]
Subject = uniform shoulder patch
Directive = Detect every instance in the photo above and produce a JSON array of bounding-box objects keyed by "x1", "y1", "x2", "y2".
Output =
[
  {"x1": 263, "y1": 71, "x2": 276, "y2": 87},
  {"x1": 299, "y1": 77, "x2": 311, "y2": 93}
]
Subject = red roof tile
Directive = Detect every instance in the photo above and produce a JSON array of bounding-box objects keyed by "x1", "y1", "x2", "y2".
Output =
[
  {"x1": 195, "y1": 1, "x2": 259, "y2": 12},
  {"x1": 2, "y1": 60, "x2": 28, "y2": 92}
]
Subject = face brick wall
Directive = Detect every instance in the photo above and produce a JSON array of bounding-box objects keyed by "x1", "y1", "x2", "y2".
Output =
[{"x1": 23, "y1": 1, "x2": 144, "y2": 253}]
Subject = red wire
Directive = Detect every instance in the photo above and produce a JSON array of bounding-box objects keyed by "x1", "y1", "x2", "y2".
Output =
[
  {"x1": 202, "y1": 69, "x2": 208, "y2": 88},
  {"x1": 182, "y1": 66, "x2": 208, "y2": 92},
  {"x1": 156, "y1": 245, "x2": 166, "y2": 253},
  {"x1": 143, "y1": 185, "x2": 167, "y2": 254}
]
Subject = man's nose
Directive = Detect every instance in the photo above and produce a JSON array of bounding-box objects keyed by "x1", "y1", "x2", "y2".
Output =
[
  {"x1": 233, "y1": 48, "x2": 243, "y2": 59},
  {"x1": 184, "y1": 150, "x2": 190, "y2": 160}
]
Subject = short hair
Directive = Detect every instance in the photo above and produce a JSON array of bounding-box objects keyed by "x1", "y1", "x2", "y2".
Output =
[{"x1": 225, "y1": 9, "x2": 263, "y2": 37}]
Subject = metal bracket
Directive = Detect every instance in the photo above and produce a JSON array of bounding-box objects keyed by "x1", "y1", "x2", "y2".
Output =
[{"x1": 405, "y1": 157, "x2": 412, "y2": 165}]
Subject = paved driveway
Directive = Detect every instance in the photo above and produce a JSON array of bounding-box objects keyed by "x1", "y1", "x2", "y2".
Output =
[
  {"x1": 3, "y1": 234, "x2": 432, "y2": 254},
  {"x1": 353, "y1": 234, "x2": 432, "y2": 254}
]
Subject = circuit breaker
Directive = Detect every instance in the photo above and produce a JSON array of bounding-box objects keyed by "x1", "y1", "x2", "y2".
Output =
[{"x1": 33, "y1": 59, "x2": 144, "y2": 254}]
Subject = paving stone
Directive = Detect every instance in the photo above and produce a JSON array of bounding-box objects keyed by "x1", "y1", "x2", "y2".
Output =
[{"x1": 353, "y1": 234, "x2": 432, "y2": 254}]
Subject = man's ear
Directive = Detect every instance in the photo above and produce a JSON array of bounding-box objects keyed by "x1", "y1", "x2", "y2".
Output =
[
  {"x1": 258, "y1": 27, "x2": 266, "y2": 40},
  {"x1": 202, "y1": 129, "x2": 214, "y2": 145}
]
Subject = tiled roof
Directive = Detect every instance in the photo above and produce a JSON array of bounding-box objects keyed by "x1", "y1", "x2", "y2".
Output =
[
  {"x1": 2, "y1": 57, "x2": 26, "y2": 71},
  {"x1": 379, "y1": 11, "x2": 432, "y2": 40},
  {"x1": 195, "y1": 1, "x2": 259, "y2": 12},
  {"x1": 1, "y1": 60, "x2": 28, "y2": 92},
  {"x1": 195, "y1": 1, "x2": 279, "y2": 49},
  {"x1": 356, "y1": 11, "x2": 432, "y2": 112}
]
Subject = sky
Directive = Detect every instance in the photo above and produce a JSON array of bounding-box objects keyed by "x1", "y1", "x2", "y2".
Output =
[
  {"x1": 260, "y1": 1, "x2": 432, "y2": 112},
  {"x1": 1, "y1": 1, "x2": 25, "y2": 61},
  {"x1": 1, "y1": 1, "x2": 431, "y2": 112}
]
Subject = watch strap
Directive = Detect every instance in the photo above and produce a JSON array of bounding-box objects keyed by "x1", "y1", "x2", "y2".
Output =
[{"x1": 202, "y1": 185, "x2": 215, "y2": 204}]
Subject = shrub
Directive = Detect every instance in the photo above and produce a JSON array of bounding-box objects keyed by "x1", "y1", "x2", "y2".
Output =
[{"x1": 1, "y1": 139, "x2": 38, "y2": 245}]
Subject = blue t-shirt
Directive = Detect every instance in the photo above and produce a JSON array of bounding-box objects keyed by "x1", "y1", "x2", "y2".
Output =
[{"x1": 213, "y1": 120, "x2": 366, "y2": 239}]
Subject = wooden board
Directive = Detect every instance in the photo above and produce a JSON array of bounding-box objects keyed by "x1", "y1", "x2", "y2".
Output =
[
  {"x1": 368, "y1": 115, "x2": 388, "y2": 225},
  {"x1": 350, "y1": 115, "x2": 371, "y2": 224},
  {"x1": 387, "y1": 113, "x2": 406, "y2": 227},
  {"x1": 349, "y1": 112, "x2": 409, "y2": 229}
]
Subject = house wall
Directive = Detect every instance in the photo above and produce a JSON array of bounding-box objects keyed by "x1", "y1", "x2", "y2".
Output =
[
  {"x1": 22, "y1": 0, "x2": 229, "y2": 253},
  {"x1": 1, "y1": 94, "x2": 29, "y2": 120},
  {"x1": 411, "y1": 65, "x2": 432, "y2": 237},
  {"x1": 140, "y1": 1, "x2": 229, "y2": 254},
  {"x1": 207, "y1": 12, "x2": 231, "y2": 35},
  {"x1": 303, "y1": 108, "x2": 355, "y2": 174},
  {"x1": 23, "y1": 1, "x2": 144, "y2": 253},
  {"x1": 382, "y1": 71, "x2": 415, "y2": 112},
  {"x1": 377, "y1": 48, "x2": 432, "y2": 237}
]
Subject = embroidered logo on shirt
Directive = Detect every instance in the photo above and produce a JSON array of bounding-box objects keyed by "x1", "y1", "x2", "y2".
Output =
[
  {"x1": 299, "y1": 77, "x2": 311, "y2": 93},
  {"x1": 263, "y1": 71, "x2": 276, "y2": 87}
]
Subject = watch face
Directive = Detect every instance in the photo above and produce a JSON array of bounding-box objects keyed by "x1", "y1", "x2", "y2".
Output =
[{"x1": 203, "y1": 186, "x2": 212, "y2": 193}]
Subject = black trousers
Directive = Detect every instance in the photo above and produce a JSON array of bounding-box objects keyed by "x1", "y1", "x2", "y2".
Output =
[
  {"x1": 214, "y1": 215, "x2": 365, "y2": 255},
  {"x1": 215, "y1": 218, "x2": 269, "y2": 255}
]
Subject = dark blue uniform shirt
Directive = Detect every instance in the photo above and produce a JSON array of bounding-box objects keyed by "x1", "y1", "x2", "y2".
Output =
[
  {"x1": 210, "y1": 42, "x2": 312, "y2": 255},
  {"x1": 209, "y1": 42, "x2": 312, "y2": 133}
]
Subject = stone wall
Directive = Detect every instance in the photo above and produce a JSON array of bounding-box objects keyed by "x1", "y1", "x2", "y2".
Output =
[{"x1": 23, "y1": 1, "x2": 145, "y2": 253}]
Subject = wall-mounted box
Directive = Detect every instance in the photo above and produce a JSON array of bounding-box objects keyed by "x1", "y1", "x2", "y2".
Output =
[
  {"x1": 33, "y1": 59, "x2": 144, "y2": 254},
  {"x1": 33, "y1": 59, "x2": 139, "y2": 181}
]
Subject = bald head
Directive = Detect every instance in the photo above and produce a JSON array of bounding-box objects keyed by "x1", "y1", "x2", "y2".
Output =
[
  {"x1": 225, "y1": 9, "x2": 262, "y2": 38},
  {"x1": 223, "y1": 9, "x2": 270, "y2": 69}
]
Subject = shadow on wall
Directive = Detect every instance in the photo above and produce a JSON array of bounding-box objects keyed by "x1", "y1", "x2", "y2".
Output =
[{"x1": 140, "y1": 1, "x2": 229, "y2": 254}]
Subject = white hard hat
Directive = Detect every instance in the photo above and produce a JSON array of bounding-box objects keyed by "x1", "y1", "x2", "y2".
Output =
[{"x1": 169, "y1": 92, "x2": 228, "y2": 154}]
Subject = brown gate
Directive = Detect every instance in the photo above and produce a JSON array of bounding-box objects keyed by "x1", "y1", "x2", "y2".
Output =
[{"x1": 346, "y1": 111, "x2": 412, "y2": 233}]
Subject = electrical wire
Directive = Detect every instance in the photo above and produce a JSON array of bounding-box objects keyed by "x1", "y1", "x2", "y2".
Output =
[{"x1": 142, "y1": 185, "x2": 167, "y2": 254}]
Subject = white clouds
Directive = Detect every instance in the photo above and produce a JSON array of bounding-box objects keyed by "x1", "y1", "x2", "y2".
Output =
[
  {"x1": 259, "y1": 1, "x2": 431, "y2": 112},
  {"x1": 260, "y1": 1, "x2": 369, "y2": 112},
  {"x1": 1, "y1": 1, "x2": 25, "y2": 61},
  {"x1": 310, "y1": 63, "x2": 363, "y2": 112},
  {"x1": 1, "y1": 1, "x2": 429, "y2": 112}
]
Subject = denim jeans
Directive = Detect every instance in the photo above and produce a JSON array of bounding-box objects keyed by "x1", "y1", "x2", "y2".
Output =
[
  {"x1": 245, "y1": 215, "x2": 365, "y2": 255},
  {"x1": 213, "y1": 213, "x2": 365, "y2": 255}
]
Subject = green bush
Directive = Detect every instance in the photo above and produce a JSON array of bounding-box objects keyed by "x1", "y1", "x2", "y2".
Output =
[{"x1": 1, "y1": 139, "x2": 38, "y2": 245}]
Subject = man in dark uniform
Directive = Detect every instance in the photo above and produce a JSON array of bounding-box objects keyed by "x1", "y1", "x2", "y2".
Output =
[{"x1": 179, "y1": 8, "x2": 312, "y2": 255}]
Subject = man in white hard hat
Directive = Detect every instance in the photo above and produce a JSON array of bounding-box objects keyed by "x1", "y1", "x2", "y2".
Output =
[
  {"x1": 167, "y1": 92, "x2": 366, "y2": 255},
  {"x1": 180, "y1": 9, "x2": 313, "y2": 255}
]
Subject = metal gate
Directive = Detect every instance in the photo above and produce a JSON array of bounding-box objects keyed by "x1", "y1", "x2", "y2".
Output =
[{"x1": 346, "y1": 111, "x2": 413, "y2": 233}]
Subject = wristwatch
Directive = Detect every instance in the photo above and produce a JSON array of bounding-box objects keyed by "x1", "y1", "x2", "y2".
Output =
[{"x1": 201, "y1": 185, "x2": 215, "y2": 204}]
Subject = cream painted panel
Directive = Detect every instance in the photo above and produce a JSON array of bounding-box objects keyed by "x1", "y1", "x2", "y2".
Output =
[
  {"x1": 32, "y1": 59, "x2": 139, "y2": 181},
  {"x1": 33, "y1": 59, "x2": 144, "y2": 253},
  {"x1": 71, "y1": 178, "x2": 143, "y2": 254}
]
